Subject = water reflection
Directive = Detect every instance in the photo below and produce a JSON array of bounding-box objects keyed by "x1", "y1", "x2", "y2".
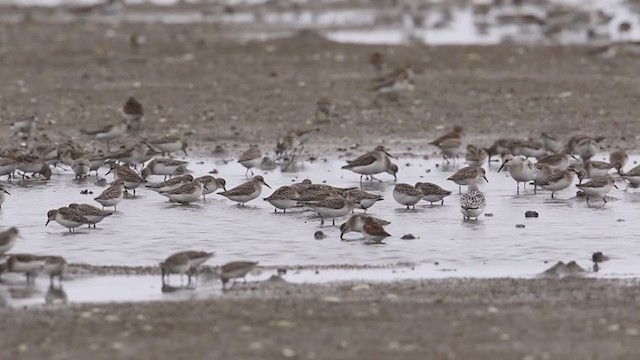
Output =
[{"x1": 1, "y1": 0, "x2": 640, "y2": 45}]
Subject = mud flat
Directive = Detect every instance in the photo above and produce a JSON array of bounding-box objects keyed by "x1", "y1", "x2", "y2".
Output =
[{"x1": 1, "y1": 278, "x2": 640, "y2": 359}]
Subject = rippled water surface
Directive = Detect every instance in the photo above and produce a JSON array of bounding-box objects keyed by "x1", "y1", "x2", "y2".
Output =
[{"x1": 2, "y1": 153, "x2": 640, "y2": 277}]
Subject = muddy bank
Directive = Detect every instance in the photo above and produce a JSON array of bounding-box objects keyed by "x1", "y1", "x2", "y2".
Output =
[
  {"x1": 0, "y1": 22, "x2": 639, "y2": 154},
  {"x1": 2, "y1": 278, "x2": 640, "y2": 359}
]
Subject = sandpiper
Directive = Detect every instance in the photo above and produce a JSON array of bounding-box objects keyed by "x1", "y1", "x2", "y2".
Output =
[
  {"x1": 342, "y1": 145, "x2": 395, "y2": 182},
  {"x1": 576, "y1": 176, "x2": 617, "y2": 204},
  {"x1": 460, "y1": 184, "x2": 486, "y2": 221},
  {"x1": 581, "y1": 160, "x2": 614, "y2": 181},
  {"x1": 369, "y1": 51, "x2": 385, "y2": 73},
  {"x1": 392, "y1": 183, "x2": 423, "y2": 210},
  {"x1": 4, "y1": 254, "x2": 45, "y2": 282},
  {"x1": 159, "y1": 178, "x2": 207, "y2": 204},
  {"x1": 15, "y1": 153, "x2": 46, "y2": 178},
  {"x1": 447, "y1": 166, "x2": 488, "y2": 193},
  {"x1": 361, "y1": 218, "x2": 391, "y2": 244},
  {"x1": 345, "y1": 189, "x2": 383, "y2": 213},
  {"x1": 498, "y1": 155, "x2": 538, "y2": 194},
  {"x1": 141, "y1": 158, "x2": 189, "y2": 180},
  {"x1": 316, "y1": 97, "x2": 334, "y2": 121},
  {"x1": 264, "y1": 185, "x2": 300, "y2": 213},
  {"x1": 295, "y1": 189, "x2": 344, "y2": 203},
  {"x1": 275, "y1": 132, "x2": 300, "y2": 159},
  {"x1": 46, "y1": 207, "x2": 91, "y2": 232},
  {"x1": 218, "y1": 261, "x2": 258, "y2": 289},
  {"x1": 0, "y1": 227, "x2": 19, "y2": 255},
  {"x1": 429, "y1": 125, "x2": 464, "y2": 147},
  {"x1": 304, "y1": 196, "x2": 359, "y2": 225},
  {"x1": 238, "y1": 147, "x2": 262, "y2": 177},
  {"x1": 370, "y1": 70, "x2": 411, "y2": 105},
  {"x1": 11, "y1": 115, "x2": 37, "y2": 136},
  {"x1": 71, "y1": 158, "x2": 91, "y2": 179},
  {"x1": 532, "y1": 162, "x2": 554, "y2": 194},
  {"x1": 0, "y1": 157, "x2": 17, "y2": 181},
  {"x1": 38, "y1": 256, "x2": 67, "y2": 283},
  {"x1": 94, "y1": 180, "x2": 126, "y2": 210},
  {"x1": 68, "y1": 203, "x2": 113, "y2": 228},
  {"x1": 340, "y1": 214, "x2": 391, "y2": 239},
  {"x1": 145, "y1": 174, "x2": 194, "y2": 193},
  {"x1": 609, "y1": 150, "x2": 628, "y2": 174},
  {"x1": 541, "y1": 132, "x2": 563, "y2": 153},
  {"x1": 537, "y1": 153, "x2": 571, "y2": 172},
  {"x1": 434, "y1": 138, "x2": 462, "y2": 163},
  {"x1": 83, "y1": 120, "x2": 128, "y2": 150},
  {"x1": 415, "y1": 182, "x2": 452, "y2": 205},
  {"x1": 106, "y1": 163, "x2": 146, "y2": 195},
  {"x1": 145, "y1": 136, "x2": 188, "y2": 157},
  {"x1": 108, "y1": 142, "x2": 152, "y2": 168},
  {"x1": 564, "y1": 135, "x2": 604, "y2": 161},
  {"x1": 485, "y1": 138, "x2": 519, "y2": 163},
  {"x1": 531, "y1": 168, "x2": 578, "y2": 198},
  {"x1": 218, "y1": 176, "x2": 271, "y2": 206},
  {"x1": 160, "y1": 251, "x2": 215, "y2": 283},
  {"x1": 122, "y1": 96, "x2": 144, "y2": 130},
  {"x1": 514, "y1": 139, "x2": 547, "y2": 159},
  {"x1": 465, "y1": 144, "x2": 488, "y2": 167},
  {"x1": 196, "y1": 176, "x2": 226, "y2": 199},
  {"x1": 0, "y1": 184, "x2": 10, "y2": 209},
  {"x1": 621, "y1": 165, "x2": 640, "y2": 186}
]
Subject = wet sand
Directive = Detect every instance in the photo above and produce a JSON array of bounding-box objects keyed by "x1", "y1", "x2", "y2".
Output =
[
  {"x1": 2, "y1": 19, "x2": 640, "y2": 359},
  {"x1": 3, "y1": 278, "x2": 640, "y2": 359}
]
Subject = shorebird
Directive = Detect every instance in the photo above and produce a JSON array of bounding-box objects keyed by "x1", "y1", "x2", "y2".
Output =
[
  {"x1": 531, "y1": 167, "x2": 579, "y2": 198},
  {"x1": 11, "y1": 115, "x2": 37, "y2": 137},
  {"x1": 145, "y1": 136, "x2": 188, "y2": 157},
  {"x1": 46, "y1": 207, "x2": 91, "y2": 232},
  {"x1": 340, "y1": 214, "x2": 390, "y2": 239},
  {"x1": 303, "y1": 196, "x2": 360, "y2": 225},
  {"x1": 576, "y1": 176, "x2": 617, "y2": 204},
  {"x1": 68, "y1": 203, "x2": 113, "y2": 228},
  {"x1": 415, "y1": 182, "x2": 452, "y2": 205},
  {"x1": 447, "y1": 166, "x2": 488, "y2": 193},
  {"x1": 218, "y1": 261, "x2": 258, "y2": 289},
  {"x1": 196, "y1": 176, "x2": 226, "y2": 200},
  {"x1": 0, "y1": 227, "x2": 19, "y2": 255},
  {"x1": 83, "y1": 121, "x2": 129, "y2": 150},
  {"x1": 159, "y1": 178, "x2": 208, "y2": 204},
  {"x1": 122, "y1": 96, "x2": 144, "y2": 130},
  {"x1": 218, "y1": 176, "x2": 271, "y2": 206},
  {"x1": 361, "y1": 217, "x2": 391, "y2": 244},
  {"x1": 141, "y1": 158, "x2": 189, "y2": 180},
  {"x1": 342, "y1": 145, "x2": 396, "y2": 182},
  {"x1": 160, "y1": 251, "x2": 214, "y2": 284},
  {"x1": 94, "y1": 180, "x2": 126, "y2": 210},
  {"x1": 0, "y1": 184, "x2": 10, "y2": 209},
  {"x1": 263, "y1": 185, "x2": 300, "y2": 213},
  {"x1": 460, "y1": 184, "x2": 486, "y2": 221},
  {"x1": 392, "y1": 183, "x2": 423, "y2": 210},
  {"x1": 238, "y1": 147, "x2": 262, "y2": 177},
  {"x1": 315, "y1": 97, "x2": 334, "y2": 121},
  {"x1": 498, "y1": 155, "x2": 538, "y2": 194}
]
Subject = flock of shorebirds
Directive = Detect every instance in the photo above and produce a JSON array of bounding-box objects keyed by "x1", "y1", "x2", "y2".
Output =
[{"x1": 0, "y1": 60, "x2": 636, "y2": 292}]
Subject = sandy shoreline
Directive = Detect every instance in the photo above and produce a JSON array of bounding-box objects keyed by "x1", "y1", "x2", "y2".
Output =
[
  {"x1": 3, "y1": 278, "x2": 640, "y2": 359},
  {"x1": 2, "y1": 18, "x2": 640, "y2": 359}
]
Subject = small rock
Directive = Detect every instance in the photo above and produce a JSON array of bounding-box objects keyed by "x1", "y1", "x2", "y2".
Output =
[
  {"x1": 617, "y1": 218, "x2": 626, "y2": 222},
  {"x1": 484, "y1": 213, "x2": 494, "y2": 217},
  {"x1": 400, "y1": 234, "x2": 416, "y2": 240},
  {"x1": 515, "y1": 224, "x2": 525, "y2": 228},
  {"x1": 592, "y1": 252, "x2": 609, "y2": 263},
  {"x1": 80, "y1": 189, "x2": 93, "y2": 195},
  {"x1": 524, "y1": 211, "x2": 539, "y2": 218},
  {"x1": 351, "y1": 283, "x2": 370, "y2": 291},
  {"x1": 314, "y1": 231, "x2": 326, "y2": 240}
]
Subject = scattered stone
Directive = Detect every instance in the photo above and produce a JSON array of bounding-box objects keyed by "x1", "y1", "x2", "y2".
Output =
[
  {"x1": 80, "y1": 189, "x2": 93, "y2": 195},
  {"x1": 209, "y1": 169, "x2": 218, "y2": 174},
  {"x1": 515, "y1": 224, "x2": 525, "y2": 228},
  {"x1": 314, "y1": 231, "x2": 326, "y2": 240},
  {"x1": 617, "y1": 218, "x2": 626, "y2": 222},
  {"x1": 400, "y1": 234, "x2": 416, "y2": 240},
  {"x1": 524, "y1": 211, "x2": 539, "y2": 218},
  {"x1": 351, "y1": 283, "x2": 370, "y2": 291},
  {"x1": 94, "y1": 178, "x2": 107, "y2": 187},
  {"x1": 592, "y1": 252, "x2": 609, "y2": 263},
  {"x1": 484, "y1": 213, "x2": 493, "y2": 217}
]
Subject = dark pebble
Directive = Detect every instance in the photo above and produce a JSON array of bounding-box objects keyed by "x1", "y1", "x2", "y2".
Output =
[
  {"x1": 484, "y1": 213, "x2": 494, "y2": 217},
  {"x1": 617, "y1": 219, "x2": 626, "y2": 222},
  {"x1": 80, "y1": 189, "x2": 93, "y2": 195},
  {"x1": 400, "y1": 234, "x2": 416, "y2": 240},
  {"x1": 525, "y1": 211, "x2": 539, "y2": 218},
  {"x1": 515, "y1": 224, "x2": 525, "y2": 228},
  {"x1": 314, "y1": 231, "x2": 326, "y2": 240}
]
